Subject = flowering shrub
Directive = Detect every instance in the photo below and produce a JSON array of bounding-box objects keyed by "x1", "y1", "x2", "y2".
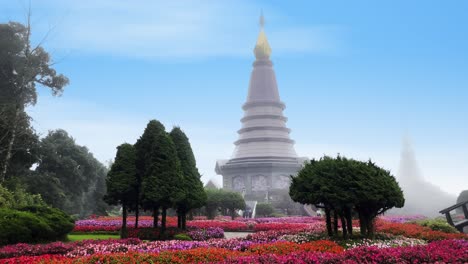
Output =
[{"x1": 187, "y1": 227, "x2": 224, "y2": 241}]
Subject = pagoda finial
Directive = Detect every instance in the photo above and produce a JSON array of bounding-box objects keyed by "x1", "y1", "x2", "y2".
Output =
[
  {"x1": 254, "y1": 12, "x2": 271, "y2": 60},
  {"x1": 259, "y1": 11, "x2": 265, "y2": 28}
]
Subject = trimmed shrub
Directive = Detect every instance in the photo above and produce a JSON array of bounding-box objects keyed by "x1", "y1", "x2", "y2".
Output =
[
  {"x1": 0, "y1": 208, "x2": 53, "y2": 245},
  {"x1": 256, "y1": 203, "x2": 275, "y2": 217},
  {"x1": 18, "y1": 206, "x2": 75, "y2": 240},
  {"x1": 0, "y1": 206, "x2": 74, "y2": 245}
]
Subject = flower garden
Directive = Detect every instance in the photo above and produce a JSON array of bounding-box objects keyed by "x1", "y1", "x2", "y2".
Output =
[{"x1": 0, "y1": 215, "x2": 466, "y2": 263}]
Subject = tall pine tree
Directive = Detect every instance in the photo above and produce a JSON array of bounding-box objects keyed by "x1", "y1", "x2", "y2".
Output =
[
  {"x1": 170, "y1": 127, "x2": 206, "y2": 229},
  {"x1": 134, "y1": 120, "x2": 165, "y2": 228},
  {"x1": 143, "y1": 127, "x2": 185, "y2": 234},
  {"x1": 104, "y1": 143, "x2": 137, "y2": 238}
]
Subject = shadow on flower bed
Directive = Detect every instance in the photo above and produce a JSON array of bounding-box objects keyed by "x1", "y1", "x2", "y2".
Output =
[{"x1": 127, "y1": 227, "x2": 182, "y2": 241}]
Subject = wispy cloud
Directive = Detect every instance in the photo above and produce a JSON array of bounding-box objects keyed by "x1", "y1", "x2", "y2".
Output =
[{"x1": 15, "y1": 0, "x2": 345, "y2": 59}]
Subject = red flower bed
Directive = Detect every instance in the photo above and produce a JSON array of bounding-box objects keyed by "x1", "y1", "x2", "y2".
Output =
[
  {"x1": 376, "y1": 219, "x2": 468, "y2": 241},
  {"x1": 253, "y1": 223, "x2": 310, "y2": 232},
  {"x1": 247, "y1": 240, "x2": 344, "y2": 255},
  {"x1": 1, "y1": 239, "x2": 466, "y2": 264}
]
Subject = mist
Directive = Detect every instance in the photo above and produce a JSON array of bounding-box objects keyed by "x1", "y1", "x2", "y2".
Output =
[{"x1": 390, "y1": 137, "x2": 456, "y2": 217}]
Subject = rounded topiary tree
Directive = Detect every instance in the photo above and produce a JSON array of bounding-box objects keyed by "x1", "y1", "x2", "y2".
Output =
[
  {"x1": 256, "y1": 202, "x2": 275, "y2": 217},
  {"x1": 290, "y1": 156, "x2": 404, "y2": 238}
]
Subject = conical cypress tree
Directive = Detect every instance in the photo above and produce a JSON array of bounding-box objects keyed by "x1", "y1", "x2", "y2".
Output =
[
  {"x1": 170, "y1": 127, "x2": 207, "y2": 229},
  {"x1": 142, "y1": 126, "x2": 185, "y2": 234},
  {"x1": 104, "y1": 143, "x2": 137, "y2": 238},
  {"x1": 134, "y1": 120, "x2": 166, "y2": 228}
]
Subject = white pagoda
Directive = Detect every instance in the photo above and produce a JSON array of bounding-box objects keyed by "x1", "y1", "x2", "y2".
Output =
[{"x1": 215, "y1": 15, "x2": 307, "y2": 203}]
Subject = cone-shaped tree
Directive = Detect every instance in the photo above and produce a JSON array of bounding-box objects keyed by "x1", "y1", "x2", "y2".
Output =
[
  {"x1": 104, "y1": 143, "x2": 137, "y2": 238},
  {"x1": 142, "y1": 127, "x2": 185, "y2": 234},
  {"x1": 134, "y1": 120, "x2": 166, "y2": 228},
  {"x1": 169, "y1": 127, "x2": 206, "y2": 229}
]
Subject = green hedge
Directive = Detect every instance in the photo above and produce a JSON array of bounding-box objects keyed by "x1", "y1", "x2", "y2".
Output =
[{"x1": 0, "y1": 206, "x2": 74, "y2": 245}]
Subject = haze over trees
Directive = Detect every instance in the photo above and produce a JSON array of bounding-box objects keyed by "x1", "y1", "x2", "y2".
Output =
[
  {"x1": 20, "y1": 130, "x2": 109, "y2": 217},
  {"x1": 290, "y1": 156, "x2": 405, "y2": 238},
  {"x1": 0, "y1": 20, "x2": 109, "y2": 218},
  {"x1": 0, "y1": 21, "x2": 69, "y2": 183}
]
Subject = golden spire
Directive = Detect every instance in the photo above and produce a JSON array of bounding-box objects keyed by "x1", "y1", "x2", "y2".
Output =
[{"x1": 254, "y1": 12, "x2": 272, "y2": 60}]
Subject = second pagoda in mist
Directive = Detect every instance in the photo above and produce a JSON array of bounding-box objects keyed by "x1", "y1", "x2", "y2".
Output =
[{"x1": 215, "y1": 16, "x2": 307, "y2": 208}]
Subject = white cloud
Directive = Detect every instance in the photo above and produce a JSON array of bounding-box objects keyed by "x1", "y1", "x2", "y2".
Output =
[{"x1": 23, "y1": 0, "x2": 344, "y2": 59}]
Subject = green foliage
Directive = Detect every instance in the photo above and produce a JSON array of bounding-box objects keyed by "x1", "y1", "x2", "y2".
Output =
[
  {"x1": 205, "y1": 188, "x2": 246, "y2": 220},
  {"x1": 135, "y1": 120, "x2": 185, "y2": 232},
  {"x1": 170, "y1": 127, "x2": 207, "y2": 228},
  {"x1": 174, "y1": 233, "x2": 192, "y2": 241},
  {"x1": 105, "y1": 143, "x2": 138, "y2": 206},
  {"x1": 0, "y1": 21, "x2": 69, "y2": 182},
  {"x1": 104, "y1": 143, "x2": 138, "y2": 237},
  {"x1": 256, "y1": 202, "x2": 275, "y2": 217},
  {"x1": 0, "y1": 206, "x2": 74, "y2": 245},
  {"x1": 0, "y1": 184, "x2": 44, "y2": 208},
  {"x1": 205, "y1": 189, "x2": 223, "y2": 219},
  {"x1": 17, "y1": 205, "x2": 75, "y2": 240},
  {"x1": 290, "y1": 155, "x2": 404, "y2": 238},
  {"x1": 415, "y1": 218, "x2": 459, "y2": 233},
  {"x1": 67, "y1": 234, "x2": 120, "y2": 242},
  {"x1": 21, "y1": 130, "x2": 109, "y2": 217}
]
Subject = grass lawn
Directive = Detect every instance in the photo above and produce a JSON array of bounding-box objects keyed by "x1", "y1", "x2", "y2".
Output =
[{"x1": 67, "y1": 233, "x2": 120, "y2": 241}]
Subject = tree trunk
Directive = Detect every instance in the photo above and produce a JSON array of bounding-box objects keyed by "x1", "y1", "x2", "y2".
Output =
[
  {"x1": 161, "y1": 207, "x2": 167, "y2": 234},
  {"x1": 177, "y1": 210, "x2": 182, "y2": 229},
  {"x1": 345, "y1": 207, "x2": 353, "y2": 237},
  {"x1": 325, "y1": 207, "x2": 333, "y2": 237},
  {"x1": 153, "y1": 206, "x2": 159, "y2": 228},
  {"x1": 333, "y1": 210, "x2": 338, "y2": 235},
  {"x1": 340, "y1": 213, "x2": 347, "y2": 239},
  {"x1": 135, "y1": 206, "x2": 139, "y2": 228},
  {"x1": 367, "y1": 216, "x2": 375, "y2": 238},
  {"x1": 188, "y1": 210, "x2": 194, "y2": 221},
  {"x1": 231, "y1": 208, "x2": 236, "y2": 220},
  {"x1": 358, "y1": 210, "x2": 366, "y2": 236},
  {"x1": 121, "y1": 204, "x2": 128, "y2": 238},
  {"x1": 182, "y1": 212, "x2": 187, "y2": 230},
  {"x1": 0, "y1": 106, "x2": 20, "y2": 183}
]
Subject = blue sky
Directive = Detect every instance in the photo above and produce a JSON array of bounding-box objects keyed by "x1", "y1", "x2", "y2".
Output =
[{"x1": 2, "y1": 0, "x2": 467, "y2": 195}]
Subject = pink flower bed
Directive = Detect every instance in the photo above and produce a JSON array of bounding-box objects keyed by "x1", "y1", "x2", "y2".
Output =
[{"x1": 1, "y1": 239, "x2": 466, "y2": 264}]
